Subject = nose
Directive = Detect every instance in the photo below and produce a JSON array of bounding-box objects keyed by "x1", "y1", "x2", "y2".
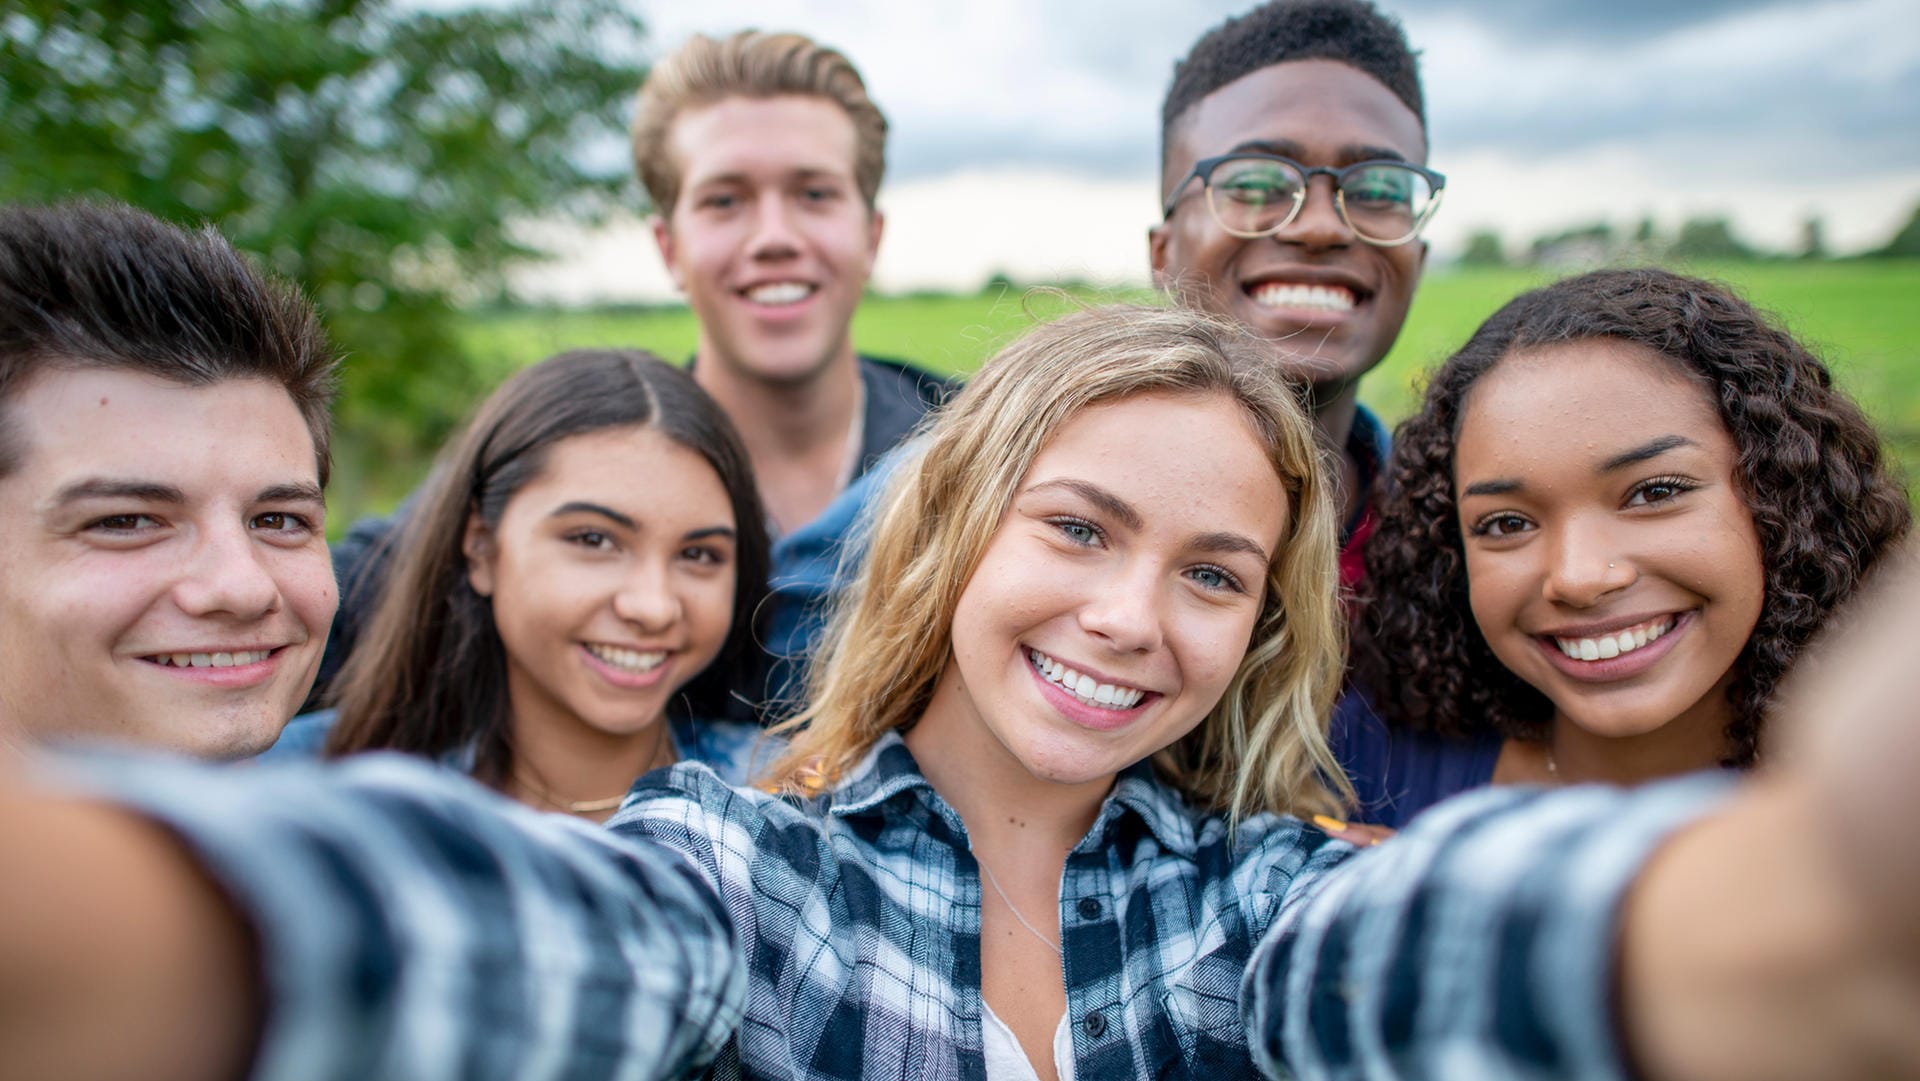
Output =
[
  {"x1": 172, "y1": 523, "x2": 281, "y2": 620},
  {"x1": 1541, "y1": 521, "x2": 1636, "y2": 608},
  {"x1": 1076, "y1": 565, "x2": 1166, "y2": 655},
  {"x1": 1274, "y1": 173, "x2": 1351, "y2": 249},
  {"x1": 613, "y1": 559, "x2": 683, "y2": 633},
  {"x1": 746, "y1": 194, "x2": 802, "y2": 259}
]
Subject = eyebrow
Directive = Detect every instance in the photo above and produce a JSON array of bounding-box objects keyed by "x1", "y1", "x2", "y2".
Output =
[
  {"x1": 551, "y1": 502, "x2": 736, "y2": 542},
  {"x1": 550, "y1": 501, "x2": 636, "y2": 530},
  {"x1": 1189, "y1": 530, "x2": 1272, "y2": 563},
  {"x1": 1461, "y1": 435, "x2": 1699, "y2": 499},
  {"x1": 1598, "y1": 435, "x2": 1695, "y2": 473},
  {"x1": 260, "y1": 482, "x2": 326, "y2": 505},
  {"x1": 53, "y1": 479, "x2": 187, "y2": 505},
  {"x1": 1460, "y1": 478, "x2": 1522, "y2": 498},
  {"x1": 1027, "y1": 479, "x2": 1142, "y2": 531},
  {"x1": 1229, "y1": 139, "x2": 1411, "y2": 165},
  {"x1": 1027, "y1": 480, "x2": 1269, "y2": 560}
]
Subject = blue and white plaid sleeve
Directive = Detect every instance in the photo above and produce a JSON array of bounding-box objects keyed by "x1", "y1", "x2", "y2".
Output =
[
  {"x1": 1247, "y1": 775, "x2": 1737, "y2": 1081},
  {"x1": 52, "y1": 752, "x2": 746, "y2": 1081}
]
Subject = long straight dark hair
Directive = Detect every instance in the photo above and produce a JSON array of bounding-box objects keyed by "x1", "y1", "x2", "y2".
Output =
[{"x1": 325, "y1": 349, "x2": 769, "y2": 785}]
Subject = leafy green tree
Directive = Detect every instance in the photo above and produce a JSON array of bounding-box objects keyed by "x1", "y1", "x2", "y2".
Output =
[
  {"x1": 1869, "y1": 201, "x2": 1920, "y2": 258},
  {"x1": 1668, "y1": 216, "x2": 1758, "y2": 262},
  {"x1": 1798, "y1": 215, "x2": 1828, "y2": 261},
  {"x1": 0, "y1": 0, "x2": 648, "y2": 516},
  {"x1": 1458, "y1": 229, "x2": 1506, "y2": 267}
]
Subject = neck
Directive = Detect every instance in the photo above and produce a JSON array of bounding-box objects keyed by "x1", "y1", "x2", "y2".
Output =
[
  {"x1": 904, "y1": 672, "x2": 1108, "y2": 860},
  {"x1": 1307, "y1": 380, "x2": 1365, "y2": 524},
  {"x1": 693, "y1": 341, "x2": 862, "y2": 533},
  {"x1": 500, "y1": 701, "x2": 675, "y2": 820},
  {"x1": 1547, "y1": 691, "x2": 1734, "y2": 786}
]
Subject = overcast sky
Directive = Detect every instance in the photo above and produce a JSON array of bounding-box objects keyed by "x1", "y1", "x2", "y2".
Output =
[{"x1": 518, "y1": 0, "x2": 1920, "y2": 301}]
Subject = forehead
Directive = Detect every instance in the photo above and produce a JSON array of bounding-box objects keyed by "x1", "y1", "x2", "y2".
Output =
[
  {"x1": 1164, "y1": 58, "x2": 1427, "y2": 186},
  {"x1": 1026, "y1": 391, "x2": 1288, "y2": 545},
  {"x1": 1457, "y1": 341, "x2": 1724, "y2": 467},
  {"x1": 1, "y1": 367, "x2": 317, "y2": 492},
  {"x1": 509, "y1": 425, "x2": 733, "y2": 521},
  {"x1": 667, "y1": 94, "x2": 861, "y2": 186}
]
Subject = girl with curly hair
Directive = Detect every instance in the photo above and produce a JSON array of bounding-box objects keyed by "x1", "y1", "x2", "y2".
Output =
[{"x1": 1340, "y1": 267, "x2": 1910, "y2": 829}]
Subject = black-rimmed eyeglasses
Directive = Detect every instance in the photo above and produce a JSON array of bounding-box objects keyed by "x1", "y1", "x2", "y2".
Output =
[{"x1": 1162, "y1": 153, "x2": 1446, "y2": 247}]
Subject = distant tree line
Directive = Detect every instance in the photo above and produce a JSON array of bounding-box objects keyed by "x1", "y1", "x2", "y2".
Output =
[{"x1": 1457, "y1": 199, "x2": 1920, "y2": 268}]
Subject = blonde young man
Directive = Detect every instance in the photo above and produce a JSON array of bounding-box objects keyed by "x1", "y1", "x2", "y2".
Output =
[{"x1": 314, "y1": 32, "x2": 949, "y2": 713}]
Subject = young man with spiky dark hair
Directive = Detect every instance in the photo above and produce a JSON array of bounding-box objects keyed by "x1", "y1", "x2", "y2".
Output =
[
  {"x1": 0, "y1": 202, "x2": 340, "y2": 758},
  {"x1": 1151, "y1": 0, "x2": 1440, "y2": 587}
]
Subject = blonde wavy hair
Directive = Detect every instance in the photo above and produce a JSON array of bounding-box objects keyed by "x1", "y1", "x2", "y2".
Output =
[
  {"x1": 631, "y1": 30, "x2": 888, "y2": 215},
  {"x1": 766, "y1": 304, "x2": 1352, "y2": 821}
]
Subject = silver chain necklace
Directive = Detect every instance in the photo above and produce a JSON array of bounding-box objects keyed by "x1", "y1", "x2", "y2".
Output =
[{"x1": 977, "y1": 859, "x2": 1063, "y2": 957}]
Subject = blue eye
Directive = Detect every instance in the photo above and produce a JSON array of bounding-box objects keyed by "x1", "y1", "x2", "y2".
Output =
[
  {"x1": 1187, "y1": 564, "x2": 1245, "y2": 593},
  {"x1": 1051, "y1": 517, "x2": 1102, "y2": 546}
]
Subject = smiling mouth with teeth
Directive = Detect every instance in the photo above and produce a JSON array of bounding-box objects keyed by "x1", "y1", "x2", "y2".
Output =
[
  {"x1": 146, "y1": 649, "x2": 275, "y2": 669},
  {"x1": 1552, "y1": 616, "x2": 1676, "y2": 662},
  {"x1": 1248, "y1": 282, "x2": 1357, "y2": 312},
  {"x1": 743, "y1": 281, "x2": 814, "y2": 306},
  {"x1": 586, "y1": 643, "x2": 668, "y2": 674},
  {"x1": 1027, "y1": 647, "x2": 1146, "y2": 710}
]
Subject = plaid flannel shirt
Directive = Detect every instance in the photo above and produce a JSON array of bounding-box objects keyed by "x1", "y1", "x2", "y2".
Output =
[
  {"x1": 615, "y1": 733, "x2": 1733, "y2": 1080},
  {"x1": 66, "y1": 752, "x2": 746, "y2": 1081},
  {"x1": 60, "y1": 737, "x2": 1733, "y2": 1081}
]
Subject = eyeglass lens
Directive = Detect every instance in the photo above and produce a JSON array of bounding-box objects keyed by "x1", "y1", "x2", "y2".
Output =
[{"x1": 1205, "y1": 157, "x2": 1436, "y2": 244}]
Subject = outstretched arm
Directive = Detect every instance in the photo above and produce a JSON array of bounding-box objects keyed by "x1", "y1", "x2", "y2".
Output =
[
  {"x1": 0, "y1": 755, "x2": 745, "y2": 1081},
  {"x1": 1249, "y1": 542, "x2": 1920, "y2": 1081}
]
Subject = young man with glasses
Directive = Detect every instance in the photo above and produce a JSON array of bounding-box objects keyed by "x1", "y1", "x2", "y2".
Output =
[{"x1": 1150, "y1": 0, "x2": 1438, "y2": 586}]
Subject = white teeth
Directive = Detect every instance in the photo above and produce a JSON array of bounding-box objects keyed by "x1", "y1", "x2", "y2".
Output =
[
  {"x1": 745, "y1": 281, "x2": 812, "y2": 305},
  {"x1": 1026, "y1": 648, "x2": 1146, "y2": 711},
  {"x1": 586, "y1": 644, "x2": 667, "y2": 673},
  {"x1": 153, "y1": 650, "x2": 271, "y2": 668},
  {"x1": 1249, "y1": 282, "x2": 1356, "y2": 312},
  {"x1": 1555, "y1": 617, "x2": 1674, "y2": 662}
]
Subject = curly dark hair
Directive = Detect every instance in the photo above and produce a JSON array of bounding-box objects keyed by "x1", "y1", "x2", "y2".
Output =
[
  {"x1": 1161, "y1": 0, "x2": 1424, "y2": 168},
  {"x1": 1357, "y1": 267, "x2": 1911, "y2": 767}
]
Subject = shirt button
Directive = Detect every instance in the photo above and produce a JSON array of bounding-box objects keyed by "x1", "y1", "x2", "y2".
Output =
[
  {"x1": 1082, "y1": 1011, "x2": 1107, "y2": 1039},
  {"x1": 1077, "y1": 897, "x2": 1102, "y2": 921}
]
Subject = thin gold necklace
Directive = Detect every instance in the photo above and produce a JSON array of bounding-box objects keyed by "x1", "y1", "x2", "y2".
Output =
[
  {"x1": 978, "y1": 859, "x2": 1063, "y2": 957},
  {"x1": 512, "y1": 769, "x2": 628, "y2": 815}
]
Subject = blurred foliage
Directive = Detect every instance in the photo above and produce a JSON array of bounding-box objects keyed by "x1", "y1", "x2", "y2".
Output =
[
  {"x1": 1869, "y1": 201, "x2": 1920, "y2": 258},
  {"x1": 0, "y1": 0, "x2": 649, "y2": 517}
]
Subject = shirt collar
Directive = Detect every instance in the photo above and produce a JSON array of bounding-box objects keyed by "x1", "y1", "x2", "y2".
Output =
[{"x1": 828, "y1": 731, "x2": 1202, "y2": 858}]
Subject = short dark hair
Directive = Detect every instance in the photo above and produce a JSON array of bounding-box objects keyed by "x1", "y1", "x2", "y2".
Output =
[
  {"x1": 1162, "y1": 0, "x2": 1425, "y2": 167},
  {"x1": 327, "y1": 349, "x2": 772, "y2": 783},
  {"x1": 1358, "y1": 268, "x2": 1912, "y2": 767},
  {"x1": 0, "y1": 201, "x2": 338, "y2": 484}
]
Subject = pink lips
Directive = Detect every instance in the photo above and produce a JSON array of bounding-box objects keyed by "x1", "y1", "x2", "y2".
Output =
[
  {"x1": 1025, "y1": 653, "x2": 1153, "y2": 732},
  {"x1": 1534, "y1": 611, "x2": 1693, "y2": 684},
  {"x1": 139, "y1": 649, "x2": 281, "y2": 689},
  {"x1": 578, "y1": 643, "x2": 673, "y2": 690}
]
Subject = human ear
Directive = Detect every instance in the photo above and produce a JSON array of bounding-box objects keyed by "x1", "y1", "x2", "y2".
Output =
[
  {"x1": 462, "y1": 511, "x2": 496, "y2": 598},
  {"x1": 1148, "y1": 224, "x2": 1172, "y2": 290},
  {"x1": 650, "y1": 215, "x2": 686, "y2": 292}
]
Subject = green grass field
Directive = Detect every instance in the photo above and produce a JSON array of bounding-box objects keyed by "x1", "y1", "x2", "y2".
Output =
[{"x1": 457, "y1": 259, "x2": 1920, "y2": 495}]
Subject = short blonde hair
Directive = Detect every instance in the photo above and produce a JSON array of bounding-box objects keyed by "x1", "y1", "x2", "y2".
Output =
[
  {"x1": 767, "y1": 304, "x2": 1352, "y2": 821},
  {"x1": 631, "y1": 30, "x2": 888, "y2": 215}
]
